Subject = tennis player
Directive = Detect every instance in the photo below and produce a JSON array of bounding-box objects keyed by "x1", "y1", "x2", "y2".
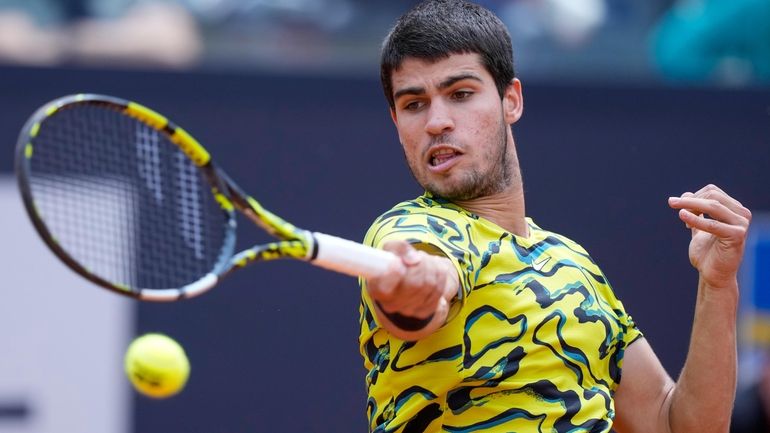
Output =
[{"x1": 359, "y1": 1, "x2": 751, "y2": 432}]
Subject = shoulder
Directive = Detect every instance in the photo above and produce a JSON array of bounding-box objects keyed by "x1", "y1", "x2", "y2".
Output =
[
  {"x1": 364, "y1": 194, "x2": 473, "y2": 247},
  {"x1": 526, "y1": 221, "x2": 608, "y2": 280},
  {"x1": 370, "y1": 194, "x2": 469, "y2": 223},
  {"x1": 529, "y1": 221, "x2": 593, "y2": 259}
]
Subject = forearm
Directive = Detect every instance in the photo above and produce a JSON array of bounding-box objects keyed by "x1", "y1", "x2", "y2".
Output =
[
  {"x1": 616, "y1": 187, "x2": 749, "y2": 433},
  {"x1": 668, "y1": 278, "x2": 738, "y2": 433}
]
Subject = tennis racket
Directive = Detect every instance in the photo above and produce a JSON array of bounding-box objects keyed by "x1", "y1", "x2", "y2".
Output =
[{"x1": 15, "y1": 94, "x2": 398, "y2": 301}]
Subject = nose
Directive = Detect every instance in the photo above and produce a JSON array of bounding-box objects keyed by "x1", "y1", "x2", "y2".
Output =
[{"x1": 424, "y1": 100, "x2": 454, "y2": 135}]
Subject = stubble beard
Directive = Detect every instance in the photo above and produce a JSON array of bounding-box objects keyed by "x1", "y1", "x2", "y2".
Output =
[{"x1": 410, "y1": 114, "x2": 513, "y2": 201}]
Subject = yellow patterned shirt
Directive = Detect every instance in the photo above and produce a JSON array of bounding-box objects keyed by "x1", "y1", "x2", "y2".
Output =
[{"x1": 359, "y1": 193, "x2": 642, "y2": 433}]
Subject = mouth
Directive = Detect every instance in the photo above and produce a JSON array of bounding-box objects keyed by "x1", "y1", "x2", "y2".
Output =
[{"x1": 427, "y1": 147, "x2": 463, "y2": 172}]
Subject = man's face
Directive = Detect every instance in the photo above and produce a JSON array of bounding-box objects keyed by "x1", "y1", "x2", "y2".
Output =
[{"x1": 390, "y1": 53, "x2": 513, "y2": 200}]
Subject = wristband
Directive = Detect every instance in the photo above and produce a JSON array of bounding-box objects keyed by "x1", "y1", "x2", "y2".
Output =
[{"x1": 374, "y1": 301, "x2": 434, "y2": 331}]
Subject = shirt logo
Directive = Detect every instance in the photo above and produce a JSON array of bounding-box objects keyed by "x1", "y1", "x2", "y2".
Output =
[{"x1": 532, "y1": 256, "x2": 551, "y2": 272}]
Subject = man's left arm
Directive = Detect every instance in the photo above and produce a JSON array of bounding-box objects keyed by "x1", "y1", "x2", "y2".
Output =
[{"x1": 613, "y1": 184, "x2": 751, "y2": 433}]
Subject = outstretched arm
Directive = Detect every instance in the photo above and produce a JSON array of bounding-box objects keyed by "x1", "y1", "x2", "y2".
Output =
[{"x1": 614, "y1": 184, "x2": 751, "y2": 433}]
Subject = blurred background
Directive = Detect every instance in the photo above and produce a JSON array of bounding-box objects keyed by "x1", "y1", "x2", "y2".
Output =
[
  {"x1": 0, "y1": 0, "x2": 769, "y2": 84},
  {"x1": 0, "y1": 1, "x2": 768, "y2": 432}
]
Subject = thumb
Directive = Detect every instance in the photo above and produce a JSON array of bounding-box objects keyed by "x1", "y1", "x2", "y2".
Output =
[
  {"x1": 366, "y1": 242, "x2": 407, "y2": 300},
  {"x1": 367, "y1": 263, "x2": 403, "y2": 300},
  {"x1": 382, "y1": 240, "x2": 421, "y2": 266}
]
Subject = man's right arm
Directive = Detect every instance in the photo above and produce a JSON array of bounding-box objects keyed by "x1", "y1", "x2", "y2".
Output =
[{"x1": 365, "y1": 239, "x2": 460, "y2": 341}]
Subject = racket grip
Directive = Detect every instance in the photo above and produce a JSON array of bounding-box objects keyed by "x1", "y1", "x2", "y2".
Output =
[{"x1": 311, "y1": 232, "x2": 401, "y2": 279}]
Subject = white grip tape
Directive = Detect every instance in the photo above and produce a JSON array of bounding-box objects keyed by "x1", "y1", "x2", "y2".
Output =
[{"x1": 311, "y1": 232, "x2": 399, "y2": 279}]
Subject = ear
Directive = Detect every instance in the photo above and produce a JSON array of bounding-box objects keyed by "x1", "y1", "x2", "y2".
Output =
[{"x1": 503, "y1": 78, "x2": 524, "y2": 125}]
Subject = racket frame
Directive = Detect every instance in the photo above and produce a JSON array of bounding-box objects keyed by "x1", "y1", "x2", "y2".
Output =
[{"x1": 16, "y1": 94, "x2": 396, "y2": 301}]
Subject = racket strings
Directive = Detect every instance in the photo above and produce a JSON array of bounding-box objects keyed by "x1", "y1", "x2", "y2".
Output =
[{"x1": 27, "y1": 104, "x2": 230, "y2": 291}]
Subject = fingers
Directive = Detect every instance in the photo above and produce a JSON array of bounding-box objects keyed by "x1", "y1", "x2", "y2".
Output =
[
  {"x1": 669, "y1": 196, "x2": 748, "y2": 227},
  {"x1": 693, "y1": 184, "x2": 748, "y2": 215},
  {"x1": 669, "y1": 184, "x2": 751, "y2": 238},
  {"x1": 382, "y1": 239, "x2": 422, "y2": 266},
  {"x1": 366, "y1": 240, "x2": 458, "y2": 320},
  {"x1": 676, "y1": 208, "x2": 747, "y2": 239},
  {"x1": 368, "y1": 240, "x2": 420, "y2": 301},
  {"x1": 380, "y1": 253, "x2": 445, "y2": 318},
  {"x1": 370, "y1": 256, "x2": 406, "y2": 297},
  {"x1": 673, "y1": 184, "x2": 752, "y2": 220}
]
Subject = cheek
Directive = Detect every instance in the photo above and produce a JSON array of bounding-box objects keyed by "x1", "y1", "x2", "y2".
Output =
[
  {"x1": 468, "y1": 113, "x2": 497, "y2": 142},
  {"x1": 398, "y1": 134, "x2": 420, "y2": 163},
  {"x1": 464, "y1": 99, "x2": 500, "y2": 134},
  {"x1": 396, "y1": 123, "x2": 421, "y2": 155},
  {"x1": 395, "y1": 118, "x2": 413, "y2": 141},
  {"x1": 481, "y1": 106, "x2": 502, "y2": 128}
]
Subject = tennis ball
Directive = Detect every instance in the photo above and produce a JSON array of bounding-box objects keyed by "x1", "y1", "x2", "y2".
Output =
[{"x1": 124, "y1": 333, "x2": 190, "y2": 398}]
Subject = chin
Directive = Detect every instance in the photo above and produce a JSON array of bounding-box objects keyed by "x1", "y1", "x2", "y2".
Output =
[{"x1": 426, "y1": 185, "x2": 472, "y2": 201}]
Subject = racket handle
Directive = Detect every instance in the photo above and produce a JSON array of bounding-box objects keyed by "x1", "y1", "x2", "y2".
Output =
[{"x1": 311, "y1": 232, "x2": 401, "y2": 279}]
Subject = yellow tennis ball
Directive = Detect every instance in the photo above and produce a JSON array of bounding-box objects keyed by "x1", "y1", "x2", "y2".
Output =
[{"x1": 124, "y1": 333, "x2": 190, "y2": 398}]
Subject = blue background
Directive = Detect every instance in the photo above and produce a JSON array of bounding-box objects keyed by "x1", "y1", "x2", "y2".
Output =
[{"x1": 752, "y1": 238, "x2": 770, "y2": 310}]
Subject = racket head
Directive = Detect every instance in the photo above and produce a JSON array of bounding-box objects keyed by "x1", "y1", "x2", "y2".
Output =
[{"x1": 15, "y1": 94, "x2": 236, "y2": 300}]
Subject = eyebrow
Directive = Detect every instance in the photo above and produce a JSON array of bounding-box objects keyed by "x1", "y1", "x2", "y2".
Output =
[{"x1": 393, "y1": 73, "x2": 484, "y2": 101}]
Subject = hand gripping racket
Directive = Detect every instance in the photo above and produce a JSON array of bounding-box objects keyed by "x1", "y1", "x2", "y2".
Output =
[{"x1": 15, "y1": 94, "x2": 398, "y2": 301}]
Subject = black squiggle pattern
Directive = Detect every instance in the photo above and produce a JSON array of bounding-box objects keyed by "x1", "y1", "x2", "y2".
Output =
[{"x1": 359, "y1": 195, "x2": 642, "y2": 433}]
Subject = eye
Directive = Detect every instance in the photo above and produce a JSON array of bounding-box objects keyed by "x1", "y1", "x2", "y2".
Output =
[
  {"x1": 451, "y1": 90, "x2": 473, "y2": 101},
  {"x1": 402, "y1": 100, "x2": 425, "y2": 112}
]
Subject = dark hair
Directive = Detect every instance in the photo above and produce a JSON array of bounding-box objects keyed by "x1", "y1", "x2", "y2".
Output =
[{"x1": 380, "y1": 0, "x2": 515, "y2": 109}]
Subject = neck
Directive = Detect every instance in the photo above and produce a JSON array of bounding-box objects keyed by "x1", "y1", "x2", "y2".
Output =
[
  {"x1": 453, "y1": 181, "x2": 528, "y2": 237},
  {"x1": 457, "y1": 133, "x2": 527, "y2": 237}
]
